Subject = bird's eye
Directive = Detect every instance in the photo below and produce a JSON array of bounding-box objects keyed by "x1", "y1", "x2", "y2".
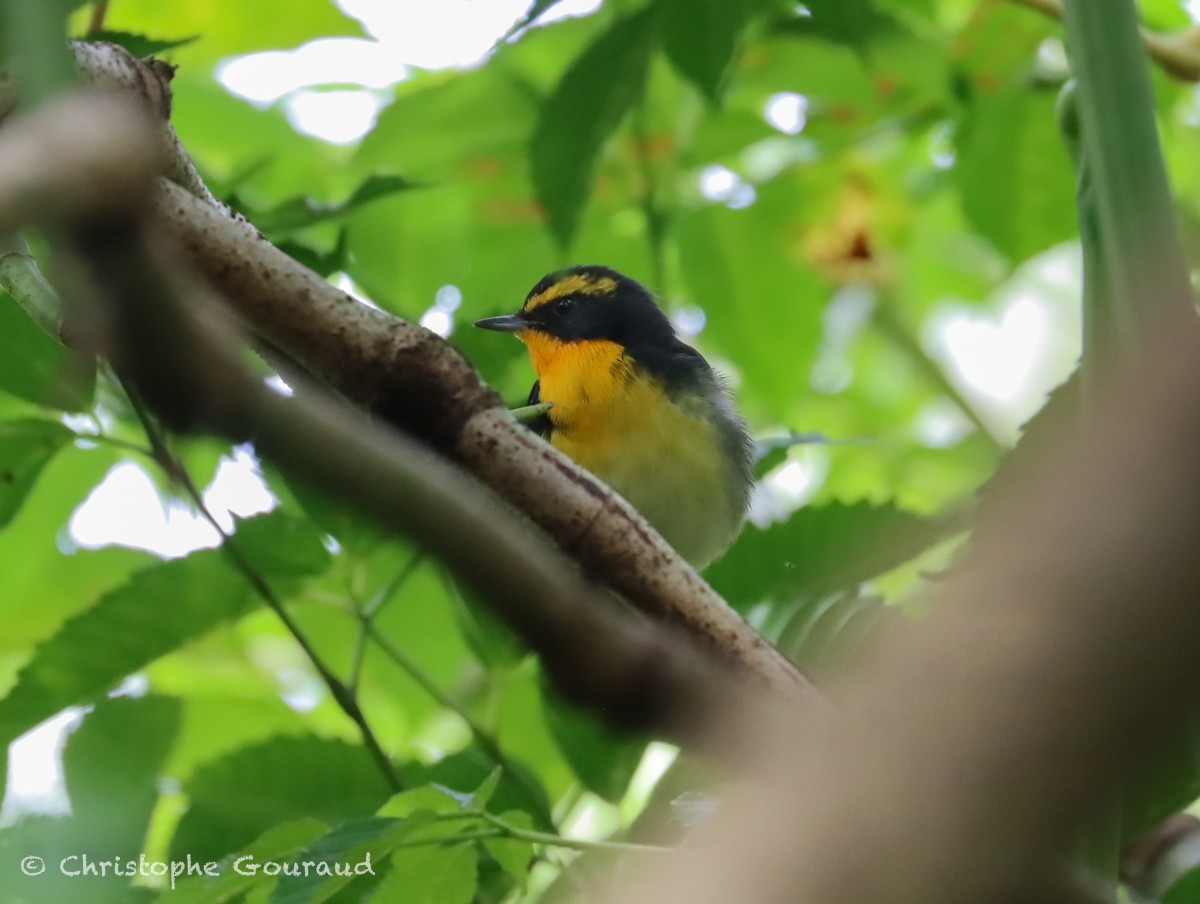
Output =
[{"x1": 554, "y1": 297, "x2": 576, "y2": 315}]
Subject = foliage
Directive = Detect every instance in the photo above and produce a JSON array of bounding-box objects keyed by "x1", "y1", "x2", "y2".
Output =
[{"x1": 0, "y1": 0, "x2": 1198, "y2": 901}]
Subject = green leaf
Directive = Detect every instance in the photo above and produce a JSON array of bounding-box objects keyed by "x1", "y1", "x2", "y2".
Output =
[
  {"x1": 0, "y1": 548, "x2": 250, "y2": 746},
  {"x1": 397, "y1": 749, "x2": 554, "y2": 832},
  {"x1": 269, "y1": 464, "x2": 387, "y2": 555},
  {"x1": 541, "y1": 692, "x2": 645, "y2": 803},
  {"x1": 373, "y1": 842, "x2": 478, "y2": 904},
  {"x1": 775, "y1": 590, "x2": 901, "y2": 671},
  {"x1": 171, "y1": 737, "x2": 393, "y2": 863},
  {"x1": 482, "y1": 810, "x2": 535, "y2": 886},
  {"x1": 77, "y1": 0, "x2": 366, "y2": 69},
  {"x1": 1121, "y1": 718, "x2": 1200, "y2": 844},
  {"x1": 0, "y1": 295, "x2": 94, "y2": 410},
  {"x1": 0, "y1": 419, "x2": 73, "y2": 529},
  {"x1": 675, "y1": 185, "x2": 827, "y2": 416},
  {"x1": 378, "y1": 786, "x2": 464, "y2": 818},
  {"x1": 277, "y1": 230, "x2": 350, "y2": 279},
  {"x1": 955, "y1": 88, "x2": 1078, "y2": 263},
  {"x1": 270, "y1": 816, "x2": 402, "y2": 904},
  {"x1": 779, "y1": 0, "x2": 899, "y2": 50},
  {"x1": 706, "y1": 501, "x2": 953, "y2": 610},
  {"x1": 63, "y1": 695, "x2": 182, "y2": 854},
  {"x1": 1165, "y1": 862, "x2": 1200, "y2": 904},
  {"x1": 164, "y1": 818, "x2": 330, "y2": 904},
  {"x1": 231, "y1": 508, "x2": 333, "y2": 578},
  {"x1": 501, "y1": 0, "x2": 578, "y2": 41},
  {"x1": 253, "y1": 175, "x2": 422, "y2": 236},
  {"x1": 83, "y1": 29, "x2": 199, "y2": 56},
  {"x1": 531, "y1": 9, "x2": 660, "y2": 246},
  {"x1": 471, "y1": 767, "x2": 504, "y2": 811},
  {"x1": 661, "y1": 0, "x2": 751, "y2": 102}
]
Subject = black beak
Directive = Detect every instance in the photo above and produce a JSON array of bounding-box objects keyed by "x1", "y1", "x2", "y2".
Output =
[{"x1": 474, "y1": 314, "x2": 526, "y2": 333}]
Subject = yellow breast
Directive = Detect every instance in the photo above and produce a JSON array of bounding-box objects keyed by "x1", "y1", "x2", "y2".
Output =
[{"x1": 521, "y1": 332, "x2": 743, "y2": 567}]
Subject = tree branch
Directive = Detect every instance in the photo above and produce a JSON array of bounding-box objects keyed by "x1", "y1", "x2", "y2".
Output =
[
  {"x1": 149, "y1": 177, "x2": 809, "y2": 695},
  {"x1": 0, "y1": 97, "x2": 773, "y2": 748},
  {"x1": 99, "y1": 231, "x2": 769, "y2": 748},
  {"x1": 1008, "y1": 0, "x2": 1200, "y2": 82},
  {"x1": 0, "y1": 40, "x2": 812, "y2": 695}
]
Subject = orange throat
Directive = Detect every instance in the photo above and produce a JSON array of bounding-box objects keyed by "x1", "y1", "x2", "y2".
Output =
[{"x1": 520, "y1": 332, "x2": 631, "y2": 415}]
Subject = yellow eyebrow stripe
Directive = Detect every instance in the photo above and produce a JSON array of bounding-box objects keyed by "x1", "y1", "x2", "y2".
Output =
[{"x1": 524, "y1": 274, "x2": 618, "y2": 311}]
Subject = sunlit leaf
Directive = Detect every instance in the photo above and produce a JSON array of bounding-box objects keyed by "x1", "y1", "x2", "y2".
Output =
[
  {"x1": 0, "y1": 550, "x2": 249, "y2": 747},
  {"x1": 706, "y1": 501, "x2": 954, "y2": 610},
  {"x1": 483, "y1": 810, "x2": 535, "y2": 886},
  {"x1": 374, "y1": 842, "x2": 478, "y2": 904},
  {"x1": 0, "y1": 419, "x2": 73, "y2": 529},
  {"x1": 270, "y1": 816, "x2": 404, "y2": 904},
  {"x1": 0, "y1": 511, "x2": 317, "y2": 746},
  {"x1": 0, "y1": 296, "x2": 94, "y2": 411}
]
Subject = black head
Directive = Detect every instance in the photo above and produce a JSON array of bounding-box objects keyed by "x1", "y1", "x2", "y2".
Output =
[{"x1": 474, "y1": 265, "x2": 677, "y2": 350}]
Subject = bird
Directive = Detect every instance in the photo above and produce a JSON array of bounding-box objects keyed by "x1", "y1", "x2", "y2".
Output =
[{"x1": 475, "y1": 265, "x2": 753, "y2": 568}]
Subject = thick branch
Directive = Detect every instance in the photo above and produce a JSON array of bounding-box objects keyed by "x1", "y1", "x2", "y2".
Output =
[
  {"x1": 151, "y1": 178, "x2": 812, "y2": 696},
  {"x1": 0, "y1": 41, "x2": 809, "y2": 694},
  {"x1": 0, "y1": 92, "x2": 159, "y2": 233},
  {"x1": 70, "y1": 214, "x2": 769, "y2": 749}
]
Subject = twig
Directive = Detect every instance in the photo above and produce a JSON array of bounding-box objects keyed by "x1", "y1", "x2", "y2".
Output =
[
  {"x1": 88, "y1": 1, "x2": 109, "y2": 33},
  {"x1": 347, "y1": 552, "x2": 424, "y2": 694},
  {"x1": 873, "y1": 301, "x2": 1008, "y2": 451},
  {"x1": 122, "y1": 382, "x2": 403, "y2": 795},
  {"x1": 477, "y1": 809, "x2": 674, "y2": 855}
]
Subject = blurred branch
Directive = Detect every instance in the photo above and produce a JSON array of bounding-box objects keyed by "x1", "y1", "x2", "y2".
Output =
[
  {"x1": 0, "y1": 91, "x2": 160, "y2": 234},
  {"x1": 150, "y1": 177, "x2": 810, "y2": 695},
  {"x1": 873, "y1": 301, "x2": 1008, "y2": 451},
  {"x1": 1008, "y1": 0, "x2": 1200, "y2": 82},
  {"x1": 0, "y1": 88, "x2": 771, "y2": 749},
  {"x1": 88, "y1": 2, "x2": 109, "y2": 33},
  {"x1": 0, "y1": 41, "x2": 220, "y2": 206},
  {"x1": 81, "y1": 221, "x2": 765, "y2": 749},
  {"x1": 612, "y1": 311, "x2": 1200, "y2": 904},
  {"x1": 0, "y1": 40, "x2": 808, "y2": 694}
]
